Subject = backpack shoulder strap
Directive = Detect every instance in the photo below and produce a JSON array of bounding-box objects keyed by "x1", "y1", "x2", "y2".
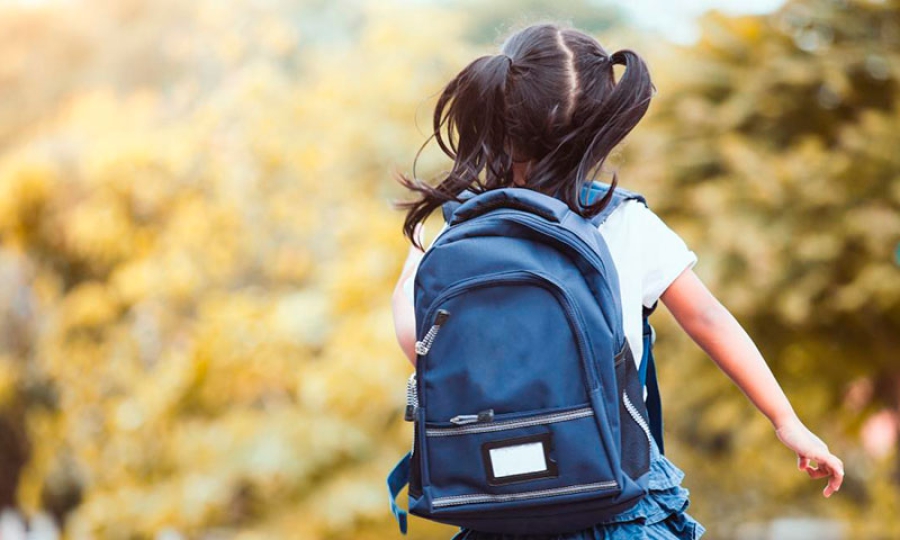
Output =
[
  {"x1": 584, "y1": 181, "x2": 648, "y2": 227},
  {"x1": 584, "y1": 181, "x2": 664, "y2": 452}
]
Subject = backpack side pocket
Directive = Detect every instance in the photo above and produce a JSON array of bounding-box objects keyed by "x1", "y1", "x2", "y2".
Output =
[
  {"x1": 406, "y1": 373, "x2": 424, "y2": 498},
  {"x1": 614, "y1": 343, "x2": 652, "y2": 479}
]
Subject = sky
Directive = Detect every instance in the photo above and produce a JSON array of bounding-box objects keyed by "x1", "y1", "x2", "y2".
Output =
[
  {"x1": 0, "y1": 0, "x2": 790, "y2": 45},
  {"x1": 619, "y1": 0, "x2": 788, "y2": 43},
  {"x1": 395, "y1": 0, "x2": 792, "y2": 44}
]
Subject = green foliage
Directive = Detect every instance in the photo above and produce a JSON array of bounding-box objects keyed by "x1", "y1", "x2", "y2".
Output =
[{"x1": 622, "y1": 0, "x2": 900, "y2": 535}]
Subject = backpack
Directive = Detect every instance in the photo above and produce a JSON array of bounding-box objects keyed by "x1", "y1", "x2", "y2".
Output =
[{"x1": 386, "y1": 181, "x2": 665, "y2": 535}]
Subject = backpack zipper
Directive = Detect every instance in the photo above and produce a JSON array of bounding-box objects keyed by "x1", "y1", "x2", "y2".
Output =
[
  {"x1": 622, "y1": 392, "x2": 653, "y2": 445},
  {"x1": 449, "y1": 408, "x2": 494, "y2": 425},
  {"x1": 426, "y1": 405, "x2": 594, "y2": 437},
  {"x1": 404, "y1": 372, "x2": 418, "y2": 422},
  {"x1": 415, "y1": 309, "x2": 450, "y2": 356},
  {"x1": 431, "y1": 479, "x2": 619, "y2": 508}
]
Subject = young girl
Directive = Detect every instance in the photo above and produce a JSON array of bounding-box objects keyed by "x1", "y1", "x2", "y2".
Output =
[{"x1": 390, "y1": 22, "x2": 843, "y2": 540}]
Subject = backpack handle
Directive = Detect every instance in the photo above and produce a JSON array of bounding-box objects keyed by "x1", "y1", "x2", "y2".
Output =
[{"x1": 448, "y1": 188, "x2": 568, "y2": 225}]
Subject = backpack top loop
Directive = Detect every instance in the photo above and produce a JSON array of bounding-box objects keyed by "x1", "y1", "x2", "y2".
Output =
[
  {"x1": 441, "y1": 182, "x2": 647, "y2": 227},
  {"x1": 447, "y1": 187, "x2": 569, "y2": 225}
]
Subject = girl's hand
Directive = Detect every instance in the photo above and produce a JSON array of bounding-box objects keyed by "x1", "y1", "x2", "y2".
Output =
[{"x1": 774, "y1": 417, "x2": 844, "y2": 497}]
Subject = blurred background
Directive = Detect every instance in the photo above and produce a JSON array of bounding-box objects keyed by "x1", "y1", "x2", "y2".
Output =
[{"x1": 0, "y1": 0, "x2": 897, "y2": 538}]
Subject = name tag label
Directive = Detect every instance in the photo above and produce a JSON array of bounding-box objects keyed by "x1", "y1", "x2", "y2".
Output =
[
  {"x1": 489, "y1": 442, "x2": 547, "y2": 477},
  {"x1": 481, "y1": 432, "x2": 559, "y2": 486}
]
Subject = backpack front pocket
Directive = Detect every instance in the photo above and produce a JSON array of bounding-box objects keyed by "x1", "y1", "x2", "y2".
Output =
[
  {"x1": 416, "y1": 271, "x2": 602, "y2": 423},
  {"x1": 420, "y1": 402, "x2": 620, "y2": 514}
]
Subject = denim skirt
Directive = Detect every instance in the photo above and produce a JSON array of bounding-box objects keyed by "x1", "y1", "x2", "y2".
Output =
[{"x1": 450, "y1": 439, "x2": 705, "y2": 540}]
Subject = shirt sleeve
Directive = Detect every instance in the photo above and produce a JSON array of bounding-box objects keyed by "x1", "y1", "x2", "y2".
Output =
[{"x1": 633, "y1": 204, "x2": 698, "y2": 309}]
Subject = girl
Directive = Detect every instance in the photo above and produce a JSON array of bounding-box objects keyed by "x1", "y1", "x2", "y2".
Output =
[{"x1": 390, "y1": 22, "x2": 843, "y2": 540}]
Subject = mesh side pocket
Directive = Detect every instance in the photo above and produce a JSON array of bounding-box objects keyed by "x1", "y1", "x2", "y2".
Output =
[
  {"x1": 410, "y1": 419, "x2": 423, "y2": 498},
  {"x1": 407, "y1": 373, "x2": 423, "y2": 498},
  {"x1": 614, "y1": 343, "x2": 651, "y2": 479}
]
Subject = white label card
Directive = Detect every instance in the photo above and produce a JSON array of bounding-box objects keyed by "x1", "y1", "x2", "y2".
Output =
[{"x1": 488, "y1": 441, "x2": 548, "y2": 478}]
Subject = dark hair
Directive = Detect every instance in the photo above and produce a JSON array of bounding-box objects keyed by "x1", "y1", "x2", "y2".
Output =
[{"x1": 396, "y1": 22, "x2": 656, "y2": 249}]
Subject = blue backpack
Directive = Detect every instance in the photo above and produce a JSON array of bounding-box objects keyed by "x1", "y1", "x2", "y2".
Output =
[{"x1": 387, "y1": 182, "x2": 665, "y2": 535}]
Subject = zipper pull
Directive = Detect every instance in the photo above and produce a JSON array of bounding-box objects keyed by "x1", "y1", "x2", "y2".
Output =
[
  {"x1": 450, "y1": 408, "x2": 494, "y2": 425},
  {"x1": 415, "y1": 309, "x2": 451, "y2": 356},
  {"x1": 404, "y1": 373, "x2": 418, "y2": 422},
  {"x1": 433, "y1": 309, "x2": 451, "y2": 326}
]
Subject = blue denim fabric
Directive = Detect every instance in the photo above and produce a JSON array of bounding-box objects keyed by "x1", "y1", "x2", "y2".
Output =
[{"x1": 450, "y1": 439, "x2": 705, "y2": 540}]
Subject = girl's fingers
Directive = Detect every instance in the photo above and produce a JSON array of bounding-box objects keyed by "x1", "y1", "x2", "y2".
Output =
[
  {"x1": 798, "y1": 452, "x2": 845, "y2": 496},
  {"x1": 779, "y1": 423, "x2": 844, "y2": 497},
  {"x1": 822, "y1": 455, "x2": 845, "y2": 498},
  {"x1": 824, "y1": 479, "x2": 840, "y2": 498},
  {"x1": 805, "y1": 453, "x2": 844, "y2": 497}
]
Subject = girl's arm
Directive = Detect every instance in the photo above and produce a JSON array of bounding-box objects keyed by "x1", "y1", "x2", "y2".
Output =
[
  {"x1": 660, "y1": 267, "x2": 844, "y2": 497},
  {"x1": 391, "y1": 241, "x2": 424, "y2": 367}
]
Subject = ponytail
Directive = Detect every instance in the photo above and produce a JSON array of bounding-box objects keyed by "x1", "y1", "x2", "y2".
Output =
[
  {"x1": 397, "y1": 53, "x2": 515, "y2": 249},
  {"x1": 569, "y1": 48, "x2": 655, "y2": 214}
]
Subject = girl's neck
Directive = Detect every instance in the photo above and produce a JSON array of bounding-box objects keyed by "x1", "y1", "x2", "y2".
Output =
[{"x1": 512, "y1": 160, "x2": 531, "y2": 187}]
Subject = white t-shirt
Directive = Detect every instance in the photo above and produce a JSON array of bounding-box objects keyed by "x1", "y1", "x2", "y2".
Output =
[
  {"x1": 402, "y1": 199, "x2": 697, "y2": 373},
  {"x1": 595, "y1": 199, "x2": 697, "y2": 367}
]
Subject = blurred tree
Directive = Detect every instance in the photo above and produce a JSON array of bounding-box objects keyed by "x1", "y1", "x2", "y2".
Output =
[
  {"x1": 623, "y1": 0, "x2": 900, "y2": 536},
  {"x1": 0, "y1": 0, "x2": 897, "y2": 538},
  {"x1": 0, "y1": 0, "x2": 474, "y2": 538}
]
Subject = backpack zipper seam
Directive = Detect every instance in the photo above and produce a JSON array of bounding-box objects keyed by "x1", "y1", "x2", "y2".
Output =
[
  {"x1": 622, "y1": 392, "x2": 654, "y2": 445},
  {"x1": 431, "y1": 480, "x2": 619, "y2": 508},
  {"x1": 425, "y1": 406, "x2": 593, "y2": 437}
]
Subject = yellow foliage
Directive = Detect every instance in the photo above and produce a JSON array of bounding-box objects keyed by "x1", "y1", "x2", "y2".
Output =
[
  {"x1": 0, "y1": 0, "x2": 473, "y2": 537},
  {"x1": 0, "y1": 0, "x2": 895, "y2": 537},
  {"x1": 0, "y1": 355, "x2": 18, "y2": 408},
  {"x1": 60, "y1": 282, "x2": 120, "y2": 330},
  {"x1": 0, "y1": 159, "x2": 56, "y2": 248}
]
